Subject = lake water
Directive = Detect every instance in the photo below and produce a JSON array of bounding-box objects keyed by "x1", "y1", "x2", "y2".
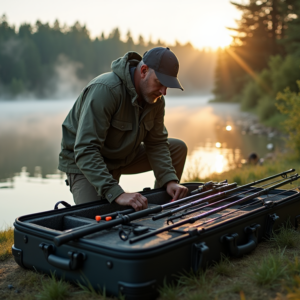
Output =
[{"x1": 0, "y1": 96, "x2": 282, "y2": 227}]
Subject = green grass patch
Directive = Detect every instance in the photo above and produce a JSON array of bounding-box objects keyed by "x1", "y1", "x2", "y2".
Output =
[
  {"x1": 76, "y1": 275, "x2": 107, "y2": 298},
  {"x1": 177, "y1": 270, "x2": 216, "y2": 290},
  {"x1": 249, "y1": 250, "x2": 287, "y2": 287},
  {"x1": 213, "y1": 255, "x2": 234, "y2": 277},
  {"x1": 270, "y1": 221, "x2": 300, "y2": 249},
  {"x1": 36, "y1": 273, "x2": 71, "y2": 300},
  {"x1": 0, "y1": 227, "x2": 14, "y2": 261},
  {"x1": 158, "y1": 279, "x2": 186, "y2": 300}
]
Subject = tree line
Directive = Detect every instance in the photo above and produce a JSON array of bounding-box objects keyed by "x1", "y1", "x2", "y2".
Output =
[
  {"x1": 213, "y1": 0, "x2": 300, "y2": 130},
  {"x1": 0, "y1": 15, "x2": 217, "y2": 99}
]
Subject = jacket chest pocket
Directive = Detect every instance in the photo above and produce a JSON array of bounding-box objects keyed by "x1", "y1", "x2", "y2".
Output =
[
  {"x1": 111, "y1": 119, "x2": 132, "y2": 131},
  {"x1": 105, "y1": 119, "x2": 133, "y2": 149}
]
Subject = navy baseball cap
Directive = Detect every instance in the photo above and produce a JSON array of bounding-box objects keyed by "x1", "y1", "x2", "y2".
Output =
[{"x1": 143, "y1": 47, "x2": 184, "y2": 91}]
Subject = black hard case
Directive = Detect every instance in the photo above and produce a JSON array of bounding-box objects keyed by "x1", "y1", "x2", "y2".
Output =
[{"x1": 12, "y1": 183, "x2": 300, "y2": 299}]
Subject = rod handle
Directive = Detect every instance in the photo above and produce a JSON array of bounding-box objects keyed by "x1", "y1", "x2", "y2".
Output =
[{"x1": 54, "y1": 218, "x2": 122, "y2": 246}]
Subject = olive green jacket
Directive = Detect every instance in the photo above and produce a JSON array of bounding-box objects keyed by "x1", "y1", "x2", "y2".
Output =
[{"x1": 58, "y1": 51, "x2": 178, "y2": 202}]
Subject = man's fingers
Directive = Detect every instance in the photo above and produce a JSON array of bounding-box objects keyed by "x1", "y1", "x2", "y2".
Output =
[
  {"x1": 137, "y1": 194, "x2": 148, "y2": 210},
  {"x1": 181, "y1": 187, "x2": 188, "y2": 199},
  {"x1": 131, "y1": 202, "x2": 138, "y2": 211},
  {"x1": 129, "y1": 197, "x2": 142, "y2": 211},
  {"x1": 173, "y1": 188, "x2": 181, "y2": 201},
  {"x1": 127, "y1": 193, "x2": 148, "y2": 211}
]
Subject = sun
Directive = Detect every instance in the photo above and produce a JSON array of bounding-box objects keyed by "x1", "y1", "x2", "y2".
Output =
[{"x1": 193, "y1": 26, "x2": 233, "y2": 50}]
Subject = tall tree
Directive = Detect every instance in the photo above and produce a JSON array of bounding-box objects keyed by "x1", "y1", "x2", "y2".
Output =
[{"x1": 213, "y1": 0, "x2": 293, "y2": 102}]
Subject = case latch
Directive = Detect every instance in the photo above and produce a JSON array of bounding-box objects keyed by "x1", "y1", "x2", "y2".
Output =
[
  {"x1": 191, "y1": 242, "x2": 209, "y2": 273},
  {"x1": 265, "y1": 213, "x2": 279, "y2": 239}
]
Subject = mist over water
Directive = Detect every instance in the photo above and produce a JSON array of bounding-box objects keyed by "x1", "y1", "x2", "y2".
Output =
[{"x1": 0, "y1": 95, "x2": 282, "y2": 226}]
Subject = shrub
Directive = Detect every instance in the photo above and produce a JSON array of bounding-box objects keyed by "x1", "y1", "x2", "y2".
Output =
[
  {"x1": 241, "y1": 80, "x2": 261, "y2": 110},
  {"x1": 276, "y1": 81, "x2": 300, "y2": 157},
  {"x1": 257, "y1": 95, "x2": 278, "y2": 121}
]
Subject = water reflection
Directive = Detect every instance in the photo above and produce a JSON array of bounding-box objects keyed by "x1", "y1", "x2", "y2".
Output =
[
  {"x1": 0, "y1": 97, "x2": 283, "y2": 226},
  {"x1": 0, "y1": 167, "x2": 72, "y2": 227},
  {"x1": 183, "y1": 145, "x2": 242, "y2": 180}
]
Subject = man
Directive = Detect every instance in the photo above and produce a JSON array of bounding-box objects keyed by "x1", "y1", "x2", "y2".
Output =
[{"x1": 58, "y1": 47, "x2": 188, "y2": 211}]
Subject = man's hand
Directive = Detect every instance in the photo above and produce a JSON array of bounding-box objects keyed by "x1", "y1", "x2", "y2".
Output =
[
  {"x1": 166, "y1": 181, "x2": 188, "y2": 201},
  {"x1": 115, "y1": 192, "x2": 148, "y2": 211}
]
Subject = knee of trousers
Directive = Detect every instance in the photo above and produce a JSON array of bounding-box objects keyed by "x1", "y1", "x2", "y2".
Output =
[{"x1": 168, "y1": 138, "x2": 188, "y2": 158}]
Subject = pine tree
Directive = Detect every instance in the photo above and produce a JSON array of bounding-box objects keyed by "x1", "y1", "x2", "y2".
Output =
[
  {"x1": 213, "y1": 0, "x2": 291, "y2": 101},
  {"x1": 281, "y1": 0, "x2": 300, "y2": 55}
]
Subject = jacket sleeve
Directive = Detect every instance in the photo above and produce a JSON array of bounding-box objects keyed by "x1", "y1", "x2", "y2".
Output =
[
  {"x1": 74, "y1": 84, "x2": 124, "y2": 203},
  {"x1": 143, "y1": 99, "x2": 179, "y2": 187}
]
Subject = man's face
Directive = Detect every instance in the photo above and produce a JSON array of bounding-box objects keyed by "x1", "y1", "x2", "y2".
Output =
[{"x1": 139, "y1": 68, "x2": 167, "y2": 104}]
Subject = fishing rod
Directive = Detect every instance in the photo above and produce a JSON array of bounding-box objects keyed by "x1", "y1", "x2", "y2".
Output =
[
  {"x1": 129, "y1": 173, "x2": 300, "y2": 244},
  {"x1": 192, "y1": 185, "x2": 300, "y2": 231},
  {"x1": 191, "y1": 199, "x2": 263, "y2": 228},
  {"x1": 151, "y1": 187, "x2": 300, "y2": 250},
  {"x1": 152, "y1": 168, "x2": 296, "y2": 221},
  {"x1": 53, "y1": 180, "x2": 234, "y2": 247},
  {"x1": 166, "y1": 174, "x2": 294, "y2": 224}
]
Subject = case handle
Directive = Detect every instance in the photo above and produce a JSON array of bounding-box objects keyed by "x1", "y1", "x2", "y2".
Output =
[
  {"x1": 54, "y1": 201, "x2": 71, "y2": 210},
  {"x1": 39, "y1": 243, "x2": 86, "y2": 271},
  {"x1": 221, "y1": 224, "x2": 261, "y2": 257}
]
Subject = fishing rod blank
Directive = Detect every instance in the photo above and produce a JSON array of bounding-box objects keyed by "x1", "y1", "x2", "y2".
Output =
[
  {"x1": 152, "y1": 168, "x2": 296, "y2": 221},
  {"x1": 156, "y1": 187, "x2": 300, "y2": 249},
  {"x1": 166, "y1": 174, "x2": 294, "y2": 224},
  {"x1": 152, "y1": 183, "x2": 237, "y2": 221},
  {"x1": 194, "y1": 185, "x2": 300, "y2": 230},
  {"x1": 129, "y1": 174, "x2": 300, "y2": 244},
  {"x1": 193, "y1": 199, "x2": 263, "y2": 228}
]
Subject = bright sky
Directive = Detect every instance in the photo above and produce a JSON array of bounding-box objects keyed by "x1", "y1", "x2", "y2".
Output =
[{"x1": 1, "y1": 0, "x2": 244, "y2": 50}]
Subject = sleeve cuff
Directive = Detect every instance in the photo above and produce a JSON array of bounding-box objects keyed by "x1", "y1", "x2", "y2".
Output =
[
  {"x1": 104, "y1": 184, "x2": 125, "y2": 203},
  {"x1": 159, "y1": 173, "x2": 179, "y2": 188}
]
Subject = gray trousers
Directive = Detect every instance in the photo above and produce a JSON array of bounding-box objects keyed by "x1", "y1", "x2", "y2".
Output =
[{"x1": 67, "y1": 138, "x2": 187, "y2": 205}]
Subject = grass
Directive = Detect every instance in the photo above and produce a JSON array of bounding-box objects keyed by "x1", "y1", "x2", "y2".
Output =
[
  {"x1": 270, "y1": 221, "x2": 300, "y2": 249},
  {"x1": 19, "y1": 269, "x2": 42, "y2": 288},
  {"x1": 77, "y1": 275, "x2": 107, "y2": 298},
  {"x1": 249, "y1": 249, "x2": 287, "y2": 287},
  {"x1": 213, "y1": 255, "x2": 234, "y2": 277},
  {"x1": 177, "y1": 269, "x2": 217, "y2": 289},
  {"x1": 36, "y1": 273, "x2": 70, "y2": 300},
  {"x1": 0, "y1": 227, "x2": 14, "y2": 261},
  {"x1": 158, "y1": 270, "x2": 218, "y2": 300},
  {"x1": 158, "y1": 279, "x2": 185, "y2": 300}
]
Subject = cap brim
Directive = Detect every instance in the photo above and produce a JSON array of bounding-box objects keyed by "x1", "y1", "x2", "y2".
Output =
[{"x1": 155, "y1": 71, "x2": 184, "y2": 91}]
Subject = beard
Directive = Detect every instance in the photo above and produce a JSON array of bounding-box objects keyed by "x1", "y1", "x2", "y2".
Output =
[
  {"x1": 139, "y1": 75, "x2": 161, "y2": 104},
  {"x1": 142, "y1": 93, "x2": 161, "y2": 104}
]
